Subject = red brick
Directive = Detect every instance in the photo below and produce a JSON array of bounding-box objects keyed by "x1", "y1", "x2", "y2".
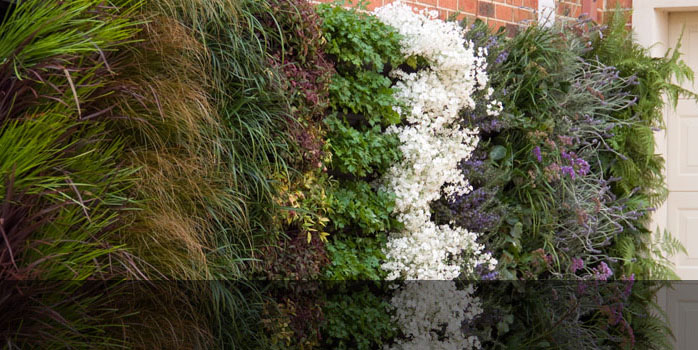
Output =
[
  {"x1": 606, "y1": 0, "x2": 632, "y2": 9},
  {"x1": 495, "y1": 4, "x2": 513, "y2": 21},
  {"x1": 506, "y1": 23, "x2": 520, "y2": 37},
  {"x1": 478, "y1": 1, "x2": 495, "y2": 17},
  {"x1": 488, "y1": 19, "x2": 506, "y2": 30},
  {"x1": 420, "y1": 0, "x2": 439, "y2": 6},
  {"x1": 506, "y1": 0, "x2": 522, "y2": 5},
  {"x1": 365, "y1": 1, "x2": 380, "y2": 10},
  {"x1": 557, "y1": 3, "x2": 571, "y2": 16},
  {"x1": 581, "y1": 0, "x2": 602, "y2": 21},
  {"x1": 409, "y1": 3, "x2": 427, "y2": 12},
  {"x1": 439, "y1": 0, "x2": 458, "y2": 9},
  {"x1": 514, "y1": 8, "x2": 533, "y2": 22},
  {"x1": 522, "y1": 0, "x2": 537, "y2": 9},
  {"x1": 459, "y1": 0, "x2": 477, "y2": 13},
  {"x1": 461, "y1": 13, "x2": 478, "y2": 24}
]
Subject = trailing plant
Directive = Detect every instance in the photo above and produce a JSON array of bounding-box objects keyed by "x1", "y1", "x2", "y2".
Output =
[{"x1": 375, "y1": 2, "x2": 498, "y2": 283}]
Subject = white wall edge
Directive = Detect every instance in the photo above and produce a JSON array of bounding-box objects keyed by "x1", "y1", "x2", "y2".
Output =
[{"x1": 634, "y1": 0, "x2": 698, "y2": 281}]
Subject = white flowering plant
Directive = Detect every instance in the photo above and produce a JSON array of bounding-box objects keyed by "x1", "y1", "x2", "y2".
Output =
[
  {"x1": 371, "y1": 2, "x2": 501, "y2": 349},
  {"x1": 374, "y1": 1, "x2": 498, "y2": 282}
]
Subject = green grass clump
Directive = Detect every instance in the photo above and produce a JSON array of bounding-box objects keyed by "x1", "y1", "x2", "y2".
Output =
[{"x1": 0, "y1": 0, "x2": 144, "y2": 348}]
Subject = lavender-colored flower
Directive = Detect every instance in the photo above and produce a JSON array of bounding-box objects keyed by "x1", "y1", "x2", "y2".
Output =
[
  {"x1": 532, "y1": 146, "x2": 542, "y2": 162},
  {"x1": 495, "y1": 50, "x2": 509, "y2": 65},
  {"x1": 593, "y1": 261, "x2": 613, "y2": 281},
  {"x1": 481, "y1": 271, "x2": 498, "y2": 280},
  {"x1": 475, "y1": 262, "x2": 499, "y2": 280},
  {"x1": 574, "y1": 158, "x2": 590, "y2": 176},
  {"x1": 613, "y1": 221, "x2": 624, "y2": 233},
  {"x1": 561, "y1": 150, "x2": 572, "y2": 161},
  {"x1": 570, "y1": 257, "x2": 584, "y2": 273},
  {"x1": 485, "y1": 36, "x2": 498, "y2": 50},
  {"x1": 561, "y1": 165, "x2": 576, "y2": 179}
]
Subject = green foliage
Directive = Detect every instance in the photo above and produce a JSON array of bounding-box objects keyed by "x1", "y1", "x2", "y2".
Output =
[
  {"x1": 319, "y1": 4, "x2": 403, "y2": 126},
  {"x1": 329, "y1": 181, "x2": 399, "y2": 235},
  {"x1": 322, "y1": 287, "x2": 396, "y2": 350},
  {"x1": 318, "y1": 2, "x2": 403, "y2": 237},
  {"x1": 1, "y1": 116, "x2": 135, "y2": 280},
  {"x1": 317, "y1": 3, "x2": 403, "y2": 72},
  {"x1": 0, "y1": 0, "x2": 136, "y2": 279},
  {"x1": 263, "y1": 0, "x2": 334, "y2": 171},
  {"x1": 324, "y1": 234, "x2": 388, "y2": 280},
  {"x1": 325, "y1": 115, "x2": 401, "y2": 177},
  {"x1": 329, "y1": 71, "x2": 402, "y2": 125},
  {"x1": 316, "y1": 6, "x2": 403, "y2": 347},
  {"x1": 178, "y1": 1, "x2": 307, "y2": 347},
  {"x1": 210, "y1": 0, "x2": 295, "y2": 246},
  {"x1": 0, "y1": 0, "x2": 138, "y2": 73}
]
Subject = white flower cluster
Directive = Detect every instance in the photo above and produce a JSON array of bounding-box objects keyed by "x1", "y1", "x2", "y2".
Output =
[
  {"x1": 388, "y1": 282, "x2": 483, "y2": 350},
  {"x1": 374, "y1": 4, "x2": 499, "y2": 348},
  {"x1": 375, "y1": 1, "x2": 497, "y2": 281}
]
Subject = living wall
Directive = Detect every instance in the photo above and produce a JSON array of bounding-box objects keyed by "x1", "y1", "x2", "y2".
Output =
[{"x1": 1, "y1": 0, "x2": 692, "y2": 349}]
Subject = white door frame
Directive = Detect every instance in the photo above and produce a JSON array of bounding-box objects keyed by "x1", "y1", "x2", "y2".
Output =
[
  {"x1": 635, "y1": 0, "x2": 698, "y2": 235},
  {"x1": 632, "y1": 0, "x2": 698, "y2": 58},
  {"x1": 634, "y1": 2, "x2": 698, "y2": 344}
]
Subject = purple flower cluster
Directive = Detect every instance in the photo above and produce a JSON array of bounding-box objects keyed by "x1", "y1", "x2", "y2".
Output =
[
  {"x1": 463, "y1": 110, "x2": 505, "y2": 133},
  {"x1": 484, "y1": 35, "x2": 498, "y2": 50},
  {"x1": 570, "y1": 257, "x2": 585, "y2": 273},
  {"x1": 592, "y1": 261, "x2": 613, "y2": 281},
  {"x1": 558, "y1": 151, "x2": 591, "y2": 179},
  {"x1": 446, "y1": 188, "x2": 501, "y2": 233},
  {"x1": 561, "y1": 165, "x2": 576, "y2": 179}
]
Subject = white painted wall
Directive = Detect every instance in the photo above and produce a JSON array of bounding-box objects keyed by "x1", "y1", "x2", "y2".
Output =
[{"x1": 538, "y1": 0, "x2": 555, "y2": 27}]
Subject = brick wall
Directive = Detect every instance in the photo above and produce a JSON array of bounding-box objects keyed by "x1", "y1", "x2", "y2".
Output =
[{"x1": 313, "y1": 0, "x2": 633, "y2": 34}]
